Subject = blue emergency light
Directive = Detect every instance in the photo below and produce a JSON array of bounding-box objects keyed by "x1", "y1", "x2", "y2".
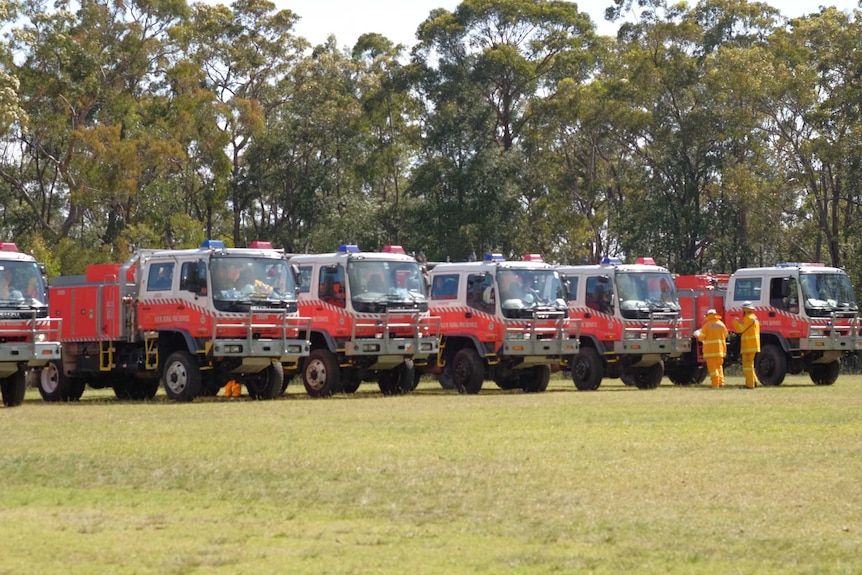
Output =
[
  {"x1": 338, "y1": 244, "x2": 361, "y2": 253},
  {"x1": 484, "y1": 253, "x2": 505, "y2": 262},
  {"x1": 601, "y1": 257, "x2": 623, "y2": 265},
  {"x1": 201, "y1": 239, "x2": 226, "y2": 249}
]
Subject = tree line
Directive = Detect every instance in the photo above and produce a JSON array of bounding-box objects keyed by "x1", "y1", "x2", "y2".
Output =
[{"x1": 2, "y1": 0, "x2": 862, "y2": 290}]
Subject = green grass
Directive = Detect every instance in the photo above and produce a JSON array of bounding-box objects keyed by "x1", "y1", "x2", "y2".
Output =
[{"x1": 2, "y1": 374, "x2": 862, "y2": 574}]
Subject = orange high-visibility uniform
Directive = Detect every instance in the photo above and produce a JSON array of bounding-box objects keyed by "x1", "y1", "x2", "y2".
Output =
[
  {"x1": 697, "y1": 313, "x2": 728, "y2": 388},
  {"x1": 733, "y1": 310, "x2": 761, "y2": 388}
]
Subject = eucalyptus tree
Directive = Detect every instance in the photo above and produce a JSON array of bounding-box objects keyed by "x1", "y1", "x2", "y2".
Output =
[
  {"x1": 3, "y1": 0, "x2": 190, "y2": 258},
  {"x1": 241, "y1": 38, "x2": 370, "y2": 253},
  {"x1": 763, "y1": 7, "x2": 862, "y2": 277},
  {"x1": 183, "y1": 0, "x2": 306, "y2": 246},
  {"x1": 409, "y1": 0, "x2": 594, "y2": 262},
  {"x1": 604, "y1": 0, "x2": 782, "y2": 274}
]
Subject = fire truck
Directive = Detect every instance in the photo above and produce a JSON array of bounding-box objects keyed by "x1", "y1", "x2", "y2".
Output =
[
  {"x1": 674, "y1": 263, "x2": 860, "y2": 386},
  {"x1": 557, "y1": 258, "x2": 692, "y2": 390},
  {"x1": 426, "y1": 254, "x2": 579, "y2": 394},
  {"x1": 289, "y1": 245, "x2": 440, "y2": 397},
  {"x1": 41, "y1": 240, "x2": 310, "y2": 402},
  {"x1": 0, "y1": 243, "x2": 62, "y2": 407}
]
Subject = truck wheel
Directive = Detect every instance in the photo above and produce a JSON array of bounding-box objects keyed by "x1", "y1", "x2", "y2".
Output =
[
  {"x1": 246, "y1": 362, "x2": 284, "y2": 400},
  {"x1": 809, "y1": 361, "x2": 840, "y2": 386},
  {"x1": 114, "y1": 377, "x2": 159, "y2": 400},
  {"x1": 1, "y1": 371, "x2": 27, "y2": 407},
  {"x1": 625, "y1": 362, "x2": 664, "y2": 389},
  {"x1": 522, "y1": 365, "x2": 550, "y2": 393},
  {"x1": 451, "y1": 348, "x2": 484, "y2": 394},
  {"x1": 494, "y1": 374, "x2": 521, "y2": 390},
  {"x1": 378, "y1": 359, "x2": 415, "y2": 396},
  {"x1": 437, "y1": 373, "x2": 455, "y2": 389},
  {"x1": 666, "y1": 365, "x2": 706, "y2": 385},
  {"x1": 36, "y1": 361, "x2": 86, "y2": 402},
  {"x1": 755, "y1": 344, "x2": 787, "y2": 386},
  {"x1": 162, "y1": 351, "x2": 201, "y2": 402},
  {"x1": 571, "y1": 347, "x2": 603, "y2": 390},
  {"x1": 302, "y1": 349, "x2": 342, "y2": 397},
  {"x1": 342, "y1": 371, "x2": 361, "y2": 394}
]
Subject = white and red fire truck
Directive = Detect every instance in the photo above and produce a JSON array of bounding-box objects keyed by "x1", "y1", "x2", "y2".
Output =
[
  {"x1": 557, "y1": 258, "x2": 692, "y2": 390},
  {"x1": 289, "y1": 245, "x2": 440, "y2": 397},
  {"x1": 0, "y1": 243, "x2": 61, "y2": 406},
  {"x1": 674, "y1": 263, "x2": 860, "y2": 386},
  {"x1": 41, "y1": 240, "x2": 310, "y2": 402},
  {"x1": 426, "y1": 253, "x2": 579, "y2": 394}
]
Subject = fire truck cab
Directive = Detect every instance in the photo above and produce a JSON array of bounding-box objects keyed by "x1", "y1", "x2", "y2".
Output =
[
  {"x1": 44, "y1": 240, "x2": 310, "y2": 402},
  {"x1": 0, "y1": 243, "x2": 61, "y2": 407},
  {"x1": 427, "y1": 254, "x2": 578, "y2": 394},
  {"x1": 290, "y1": 245, "x2": 439, "y2": 397},
  {"x1": 676, "y1": 263, "x2": 860, "y2": 386},
  {"x1": 557, "y1": 257, "x2": 692, "y2": 390}
]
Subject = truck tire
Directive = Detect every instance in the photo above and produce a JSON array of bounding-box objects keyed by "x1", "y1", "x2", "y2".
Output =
[
  {"x1": 342, "y1": 371, "x2": 361, "y2": 394},
  {"x1": 162, "y1": 351, "x2": 201, "y2": 402},
  {"x1": 451, "y1": 348, "x2": 484, "y2": 394},
  {"x1": 666, "y1": 365, "x2": 707, "y2": 385},
  {"x1": 438, "y1": 373, "x2": 455, "y2": 389},
  {"x1": 625, "y1": 362, "x2": 664, "y2": 389},
  {"x1": 113, "y1": 377, "x2": 159, "y2": 400},
  {"x1": 302, "y1": 349, "x2": 342, "y2": 397},
  {"x1": 809, "y1": 361, "x2": 840, "y2": 386},
  {"x1": 522, "y1": 365, "x2": 550, "y2": 393},
  {"x1": 246, "y1": 361, "x2": 284, "y2": 400},
  {"x1": 494, "y1": 374, "x2": 521, "y2": 390},
  {"x1": 1, "y1": 371, "x2": 26, "y2": 407},
  {"x1": 36, "y1": 361, "x2": 86, "y2": 402},
  {"x1": 755, "y1": 344, "x2": 787, "y2": 386},
  {"x1": 378, "y1": 359, "x2": 415, "y2": 396},
  {"x1": 571, "y1": 347, "x2": 603, "y2": 391}
]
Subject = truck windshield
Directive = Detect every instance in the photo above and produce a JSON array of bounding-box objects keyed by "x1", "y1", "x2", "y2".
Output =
[
  {"x1": 347, "y1": 260, "x2": 427, "y2": 313},
  {"x1": 496, "y1": 269, "x2": 566, "y2": 318},
  {"x1": 616, "y1": 271, "x2": 680, "y2": 319},
  {"x1": 210, "y1": 256, "x2": 297, "y2": 308},
  {"x1": 799, "y1": 272, "x2": 857, "y2": 315},
  {"x1": 0, "y1": 261, "x2": 46, "y2": 307}
]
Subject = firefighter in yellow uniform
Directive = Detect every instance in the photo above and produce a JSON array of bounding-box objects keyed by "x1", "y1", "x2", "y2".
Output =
[
  {"x1": 733, "y1": 301, "x2": 761, "y2": 388},
  {"x1": 696, "y1": 309, "x2": 728, "y2": 388}
]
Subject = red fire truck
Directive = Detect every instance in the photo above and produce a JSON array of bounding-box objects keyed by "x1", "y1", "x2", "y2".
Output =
[
  {"x1": 289, "y1": 245, "x2": 440, "y2": 397},
  {"x1": 674, "y1": 263, "x2": 860, "y2": 386},
  {"x1": 42, "y1": 240, "x2": 310, "y2": 402},
  {"x1": 0, "y1": 243, "x2": 62, "y2": 406},
  {"x1": 426, "y1": 254, "x2": 579, "y2": 394},
  {"x1": 557, "y1": 258, "x2": 693, "y2": 390}
]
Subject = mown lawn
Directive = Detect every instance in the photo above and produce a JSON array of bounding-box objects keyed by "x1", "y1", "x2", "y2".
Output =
[{"x1": 1, "y1": 373, "x2": 861, "y2": 574}]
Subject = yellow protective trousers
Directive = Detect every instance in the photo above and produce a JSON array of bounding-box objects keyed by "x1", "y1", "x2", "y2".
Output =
[
  {"x1": 705, "y1": 356, "x2": 725, "y2": 388},
  {"x1": 741, "y1": 352, "x2": 758, "y2": 388}
]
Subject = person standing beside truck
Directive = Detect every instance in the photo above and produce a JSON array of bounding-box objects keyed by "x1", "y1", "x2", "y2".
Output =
[
  {"x1": 733, "y1": 301, "x2": 761, "y2": 388},
  {"x1": 696, "y1": 309, "x2": 728, "y2": 388}
]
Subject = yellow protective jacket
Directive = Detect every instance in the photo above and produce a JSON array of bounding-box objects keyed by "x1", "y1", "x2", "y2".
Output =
[
  {"x1": 697, "y1": 314, "x2": 728, "y2": 358},
  {"x1": 733, "y1": 311, "x2": 761, "y2": 354}
]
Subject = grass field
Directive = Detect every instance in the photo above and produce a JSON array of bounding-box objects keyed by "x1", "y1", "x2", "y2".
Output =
[{"x1": 2, "y1": 373, "x2": 861, "y2": 574}]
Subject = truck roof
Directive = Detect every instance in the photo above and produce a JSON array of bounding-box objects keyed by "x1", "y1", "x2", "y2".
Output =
[
  {"x1": 290, "y1": 251, "x2": 418, "y2": 265},
  {"x1": 731, "y1": 264, "x2": 845, "y2": 276},
  {"x1": 557, "y1": 263, "x2": 671, "y2": 274},
  {"x1": 430, "y1": 260, "x2": 555, "y2": 274}
]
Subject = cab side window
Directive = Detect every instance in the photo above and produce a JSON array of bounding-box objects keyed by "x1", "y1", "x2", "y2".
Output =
[
  {"x1": 431, "y1": 274, "x2": 459, "y2": 300},
  {"x1": 564, "y1": 276, "x2": 579, "y2": 303},
  {"x1": 585, "y1": 277, "x2": 612, "y2": 313},
  {"x1": 733, "y1": 278, "x2": 761, "y2": 303},
  {"x1": 147, "y1": 263, "x2": 174, "y2": 291},
  {"x1": 297, "y1": 266, "x2": 313, "y2": 294},
  {"x1": 319, "y1": 266, "x2": 346, "y2": 308},
  {"x1": 466, "y1": 273, "x2": 494, "y2": 313}
]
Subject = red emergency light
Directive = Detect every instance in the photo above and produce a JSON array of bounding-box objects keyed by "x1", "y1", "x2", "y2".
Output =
[
  {"x1": 382, "y1": 245, "x2": 406, "y2": 254},
  {"x1": 636, "y1": 257, "x2": 656, "y2": 265},
  {"x1": 522, "y1": 254, "x2": 544, "y2": 262},
  {"x1": 0, "y1": 242, "x2": 19, "y2": 252},
  {"x1": 249, "y1": 241, "x2": 273, "y2": 249}
]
